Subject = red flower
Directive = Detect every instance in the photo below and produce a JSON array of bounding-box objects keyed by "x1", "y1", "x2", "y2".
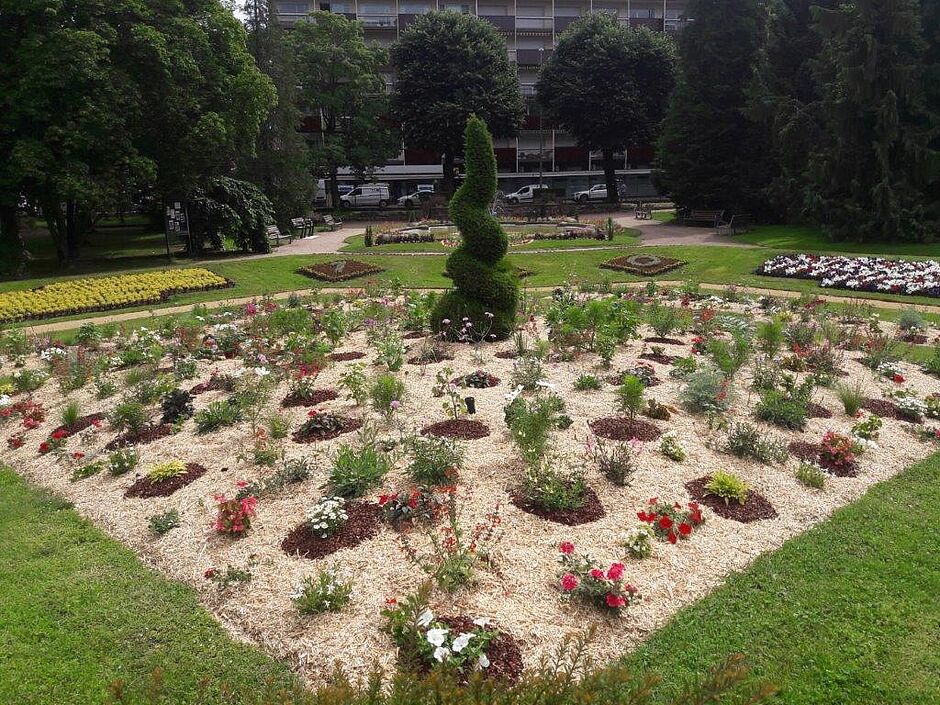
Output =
[
  {"x1": 589, "y1": 568, "x2": 605, "y2": 580},
  {"x1": 72, "y1": 451, "x2": 85, "y2": 460},
  {"x1": 892, "y1": 373, "x2": 905, "y2": 384},
  {"x1": 385, "y1": 597, "x2": 398, "y2": 606},
  {"x1": 558, "y1": 541, "x2": 575, "y2": 555},
  {"x1": 658, "y1": 515, "x2": 673, "y2": 530},
  {"x1": 606, "y1": 562, "x2": 625, "y2": 581},
  {"x1": 560, "y1": 573, "x2": 579, "y2": 592},
  {"x1": 678, "y1": 522, "x2": 692, "y2": 537},
  {"x1": 38, "y1": 442, "x2": 50, "y2": 454},
  {"x1": 204, "y1": 568, "x2": 217, "y2": 578},
  {"x1": 667, "y1": 531, "x2": 678, "y2": 544},
  {"x1": 605, "y1": 593, "x2": 626, "y2": 609},
  {"x1": 51, "y1": 429, "x2": 67, "y2": 440},
  {"x1": 307, "y1": 409, "x2": 318, "y2": 417}
]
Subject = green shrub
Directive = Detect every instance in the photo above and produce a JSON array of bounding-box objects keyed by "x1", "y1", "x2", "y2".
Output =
[
  {"x1": 617, "y1": 375, "x2": 645, "y2": 419},
  {"x1": 369, "y1": 374, "x2": 406, "y2": 417},
  {"x1": 646, "y1": 301, "x2": 680, "y2": 338},
  {"x1": 149, "y1": 509, "x2": 181, "y2": 536},
  {"x1": 795, "y1": 462, "x2": 826, "y2": 489},
  {"x1": 521, "y1": 458, "x2": 587, "y2": 511},
  {"x1": 161, "y1": 388, "x2": 195, "y2": 424},
  {"x1": 407, "y1": 436, "x2": 464, "y2": 486},
  {"x1": 755, "y1": 389, "x2": 808, "y2": 431},
  {"x1": 292, "y1": 569, "x2": 352, "y2": 615},
  {"x1": 328, "y1": 443, "x2": 390, "y2": 498},
  {"x1": 680, "y1": 368, "x2": 732, "y2": 414},
  {"x1": 755, "y1": 317, "x2": 785, "y2": 356},
  {"x1": 60, "y1": 400, "x2": 81, "y2": 428},
  {"x1": 147, "y1": 460, "x2": 188, "y2": 482},
  {"x1": 505, "y1": 395, "x2": 566, "y2": 464},
  {"x1": 110, "y1": 400, "x2": 148, "y2": 434},
  {"x1": 706, "y1": 470, "x2": 749, "y2": 506},
  {"x1": 108, "y1": 448, "x2": 139, "y2": 476},
  {"x1": 707, "y1": 333, "x2": 751, "y2": 378},
  {"x1": 921, "y1": 346, "x2": 940, "y2": 377},
  {"x1": 194, "y1": 399, "x2": 243, "y2": 433},
  {"x1": 71, "y1": 461, "x2": 104, "y2": 482},
  {"x1": 724, "y1": 423, "x2": 788, "y2": 463},
  {"x1": 897, "y1": 308, "x2": 927, "y2": 334},
  {"x1": 574, "y1": 374, "x2": 602, "y2": 391}
]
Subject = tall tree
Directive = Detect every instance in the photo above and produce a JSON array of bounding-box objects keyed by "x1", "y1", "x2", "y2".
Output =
[
  {"x1": 922, "y1": 0, "x2": 940, "y2": 221},
  {"x1": 240, "y1": 0, "x2": 315, "y2": 226},
  {"x1": 806, "y1": 0, "x2": 939, "y2": 241},
  {"x1": 654, "y1": 0, "x2": 771, "y2": 216},
  {"x1": 288, "y1": 12, "x2": 399, "y2": 207},
  {"x1": 537, "y1": 14, "x2": 676, "y2": 203},
  {"x1": 390, "y1": 12, "x2": 525, "y2": 196}
]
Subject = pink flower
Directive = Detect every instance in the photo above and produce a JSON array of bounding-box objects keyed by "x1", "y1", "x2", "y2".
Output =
[
  {"x1": 560, "y1": 573, "x2": 579, "y2": 592},
  {"x1": 606, "y1": 562, "x2": 625, "y2": 581},
  {"x1": 605, "y1": 593, "x2": 626, "y2": 609},
  {"x1": 589, "y1": 568, "x2": 605, "y2": 580},
  {"x1": 558, "y1": 541, "x2": 575, "y2": 555}
]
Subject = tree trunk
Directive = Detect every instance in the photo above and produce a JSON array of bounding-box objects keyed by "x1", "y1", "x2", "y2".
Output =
[
  {"x1": 602, "y1": 148, "x2": 619, "y2": 204},
  {"x1": 41, "y1": 196, "x2": 69, "y2": 267},
  {"x1": 65, "y1": 200, "x2": 82, "y2": 261},
  {"x1": 329, "y1": 168, "x2": 340, "y2": 210},
  {"x1": 442, "y1": 151, "x2": 455, "y2": 198},
  {"x1": 0, "y1": 204, "x2": 26, "y2": 278}
]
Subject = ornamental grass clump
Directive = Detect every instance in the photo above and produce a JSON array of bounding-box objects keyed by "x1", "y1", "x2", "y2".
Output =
[{"x1": 432, "y1": 116, "x2": 518, "y2": 340}]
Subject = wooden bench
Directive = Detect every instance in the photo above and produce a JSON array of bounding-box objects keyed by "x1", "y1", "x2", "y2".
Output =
[
  {"x1": 265, "y1": 224, "x2": 291, "y2": 247},
  {"x1": 634, "y1": 203, "x2": 653, "y2": 220},
  {"x1": 679, "y1": 209, "x2": 724, "y2": 227},
  {"x1": 290, "y1": 217, "x2": 311, "y2": 239},
  {"x1": 717, "y1": 213, "x2": 753, "y2": 236},
  {"x1": 322, "y1": 214, "x2": 343, "y2": 231}
]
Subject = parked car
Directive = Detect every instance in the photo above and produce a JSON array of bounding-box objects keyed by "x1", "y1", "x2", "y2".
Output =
[
  {"x1": 504, "y1": 184, "x2": 551, "y2": 204},
  {"x1": 573, "y1": 184, "x2": 609, "y2": 202},
  {"x1": 340, "y1": 184, "x2": 391, "y2": 209},
  {"x1": 397, "y1": 190, "x2": 433, "y2": 208},
  {"x1": 314, "y1": 181, "x2": 353, "y2": 207}
]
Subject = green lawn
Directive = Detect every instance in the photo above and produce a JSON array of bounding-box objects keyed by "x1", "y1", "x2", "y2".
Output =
[
  {"x1": 340, "y1": 228, "x2": 640, "y2": 252},
  {"x1": 620, "y1": 451, "x2": 940, "y2": 705},
  {"x1": 735, "y1": 225, "x2": 940, "y2": 257},
  {"x1": 0, "y1": 467, "x2": 299, "y2": 705}
]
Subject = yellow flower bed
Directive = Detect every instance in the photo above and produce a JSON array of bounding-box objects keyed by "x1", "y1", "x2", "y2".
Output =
[{"x1": 0, "y1": 268, "x2": 232, "y2": 323}]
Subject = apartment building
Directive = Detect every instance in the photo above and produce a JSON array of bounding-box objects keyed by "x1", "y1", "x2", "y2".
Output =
[{"x1": 276, "y1": 0, "x2": 692, "y2": 198}]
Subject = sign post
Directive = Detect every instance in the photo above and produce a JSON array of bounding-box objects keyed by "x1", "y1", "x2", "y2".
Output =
[{"x1": 164, "y1": 199, "x2": 192, "y2": 259}]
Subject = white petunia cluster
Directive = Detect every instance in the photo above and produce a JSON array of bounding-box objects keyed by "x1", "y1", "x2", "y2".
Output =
[
  {"x1": 760, "y1": 254, "x2": 940, "y2": 298},
  {"x1": 305, "y1": 496, "x2": 348, "y2": 538}
]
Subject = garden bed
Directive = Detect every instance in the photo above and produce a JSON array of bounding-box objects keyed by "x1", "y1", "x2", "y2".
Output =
[
  {"x1": 685, "y1": 477, "x2": 778, "y2": 523},
  {"x1": 510, "y1": 486, "x2": 605, "y2": 526},
  {"x1": 297, "y1": 260, "x2": 385, "y2": 282},
  {"x1": 600, "y1": 254, "x2": 685, "y2": 276},
  {"x1": 281, "y1": 388, "x2": 339, "y2": 408},
  {"x1": 282, "y1": 502, "x2": 382, "y2": 559},
  {"x1": 589, "y1": 416, "x2": 662, "y2": 441},
  {"x1": 292, "y1": 414, "x2": 362, "y2": 443},
  {"x1": 124, "y1": 463, "x2": 208, "y2": 499},
  {"x1": 106, "y1": 423, "x2": 174, "y2": 450},
  {"x1": 421, "y1": 419, "x2": 490, "y2": 440}
]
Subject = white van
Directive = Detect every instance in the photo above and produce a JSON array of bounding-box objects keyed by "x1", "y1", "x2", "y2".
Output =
[
  {"x1": 340, "y1": 184, "x2": 391, "y2": 209},
  {"x1": 504, "y1": 184, "x2": 551, "y2": 204}
]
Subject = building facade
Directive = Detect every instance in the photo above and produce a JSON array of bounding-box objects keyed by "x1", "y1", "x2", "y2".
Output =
[{"x1": 276, "y1": 0, "x2": 691, "y2": 198}]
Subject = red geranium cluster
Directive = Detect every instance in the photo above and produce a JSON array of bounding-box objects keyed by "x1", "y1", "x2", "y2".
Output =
[
  {"x1": 819, "y1": 431, "x2": 856, "y2": 472},
  {"x1": 213, "y1": 482, "x2": 258, "y2": 536},
  {"x1": 556, "y1": 541, "x2": 641, "y2": 613},
  {"x1": 379, "y1": 485, "x2": 455, "y2": 529},
  {"x1": 1, "y1": 399, "x2": 46, "y2": 429},
  {"x1": 691, "y1": 336, "x2": 707, "y2": 355},
  {"x1": 38, "y1": 427, "x2": 69, "y2": 455},
  {"x1": 637, "y1": 498, "x2": 704, "y2": 544}
]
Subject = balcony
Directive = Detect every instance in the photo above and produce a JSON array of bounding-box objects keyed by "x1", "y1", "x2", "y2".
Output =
[
  {"x1": 480, "y1": 15, "x2": 514, "y2": 32},
  {"x1": 359, "y1": 13, "x2": 397, "y2": 28},
  {"x1": 515, "y1": 48, "x2": 552, "y2": 65},
  {"x1": 625, "y1": 16, "x2": 665, "y2": 31},
  {"x1": 516, "y1": 16, "x2": 553, "y2": 32},
  {"x1": 554, "y1": 16, "x2": 581, "y2": 33},
  {"x1": 520, "y1": 83, "x2": 537, "y2": 97},
  {"x1": 665, "y1": 17, "x2": 692, "y2": 32}
]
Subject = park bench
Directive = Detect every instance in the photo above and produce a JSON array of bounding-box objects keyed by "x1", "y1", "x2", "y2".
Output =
[
  {"x1": 634, "y1": 203, "x2": 653, "y2": 220},
  {"x1": 322, "y1": 214, "x2": 343, "y2": 231},
  {"x1": 679, "y1": 209, "x2": 724, "y2": 227},
  {"x1": 265, "y1": 224, "x2": 291, "y2": 247},
  {"x1": 717, "y1": 213, "x2": 753, "y2": 236},
  {"x1": 290, "y1": 217, "x2": 311, "y2": 239}
]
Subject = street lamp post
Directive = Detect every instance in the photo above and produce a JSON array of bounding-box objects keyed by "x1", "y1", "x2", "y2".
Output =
[{"x1": 538, "y1": 47, "x2": 545, "y2": 188}]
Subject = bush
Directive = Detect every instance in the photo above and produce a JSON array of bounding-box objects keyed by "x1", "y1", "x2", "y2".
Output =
[
  {"x1": 521, "y1": 458, "x2": 587, "y2": 512},
  {"x1": 705, "y1": 470, "x2": 749, "y2": 506},
  {"x1": 328, "y1": 443, "x2": 391, "y2": 498},
  {"x1": 586, "y1": 437, "x2": 637, "y2": 486},
  {"x1": 292, "y1": 569, "x2": 352, "y2": 615},
  {"x1": 161, "y1": 388, "x2": 195, "y2": 424},
  {"x1": 194, "y1": 399, "x2": 243, "y2": 433},
  {"x1": 707, "y1": 333, "x2": 751, "y2": 378},
  {"x1": 60, "y1": 400, "x2": 81, "y2": 428},
  {"x1": 505, "y1": 395, "x2": 566, "y2": 465},
  {"x1": 108, "y1": 448, "x2": 139, "y2": 476},
  {"x1": 724, "y1": 423, "x2": 788, "y2": 464},
  {"x1": 660, "y1": 433, "x2": 686, "y2": 461},
  {"x1": 646, "y1": 302, "x2": 680, "y2": 338},
  {"x1": 369, "y1": 374, "x2": 406, "y2": 417},
  {"x1": 680, "y1": 368, "x2": 732, "y2": 414},
  {"x1": 305, "y1": 496, "x2": 348, "y2": 539},
  {"x1": 574, "y1": 374, "x2": 602, "y2": 391},
  {"x1": 897, "y1": 308, "x2": 927, "y2": 334},
  {"x1": 616, "y1": 375, "x2": 645, "y2": 419},
  {"x1": 510, "y1": 355, "x2": 545, "y2": 390},
  {"x1": 110, "y1": 400, "x2": 148, "y2": 434},
  {"x1": 148, "y1": 509, "x2": 181, "y2": 536},
  {"x1": 755, "y1": 317, "x2": 785, "y2": 356},
  {"x1": 408, "y1": 436, "x2": 464, "y2": 486},
  {"x1": 755, "y1": 389, "x2": 808, "y2": 431},
  {"x1": 188, "y1": 177, "x2": 275, "y2": 254},
  {"x1": 795, "y1": 462, "x2": 826, "y2": 489}
]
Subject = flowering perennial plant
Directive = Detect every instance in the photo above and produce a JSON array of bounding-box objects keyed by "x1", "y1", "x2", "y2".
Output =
[
  {"x1": 620, "y1": 525, "x2": 655, "y2": 559},
  {"x1": 305, "y1": 496, "x2": 348, "y2": 538},
  {"x1": 637, "y1": 498, "x2": 704, "y2": 544},
  {"x1": 292, "y1": 568, "x2": 352, "y2": 614},
  {"x1": 379, "y1": 485, "x2": 454, "y2": 529},
  {"x1": 556, "y1": 541, "x2": 641, "y2": 612},
  {"x1": 818, "y1": 432, "x2": 857, "y2": 473},
  {"x1": 213, "y1": 482, "x2": 258, "y2": 536}
]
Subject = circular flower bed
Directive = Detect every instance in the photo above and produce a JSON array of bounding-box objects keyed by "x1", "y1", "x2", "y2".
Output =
[
  {"x1": 589, "y1": 417, "x2": 662, "y2": 442},
  {"x1": 420, "y1": 419, "x2": 490, "y2": 440}
]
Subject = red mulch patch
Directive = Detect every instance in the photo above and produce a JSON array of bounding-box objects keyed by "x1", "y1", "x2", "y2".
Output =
[
  {"x1": 298, "y1": 260, "x2": 385, "y2": 282},
  {"x1": 421, "y1": 419, "x2": 491, "y2": 440},
  {"x1": 190, "y1": 376, "x2": 235, "y2": 395},
  {"x1": 432, "y1": 616, "x2": 523, "y2": 684},
  {"x1": 861, "y1": 397, "x2": 900, "y2": 419},
  {"x1": 807, "y1": 402, "x2": 833, "y2": 419},
  {"x1": 407, "y1": 350, "x2": 455, "y2": 365},
  {"x1": 281, "y1": 502, "x2": 381, "y2": 559},
  {"x1": 510, "y1": 486, "x2": 605, "y2": 526},
  {"x1": 106, "y1": 423, "x2": 174, "y2": 451},
  {"x1": 453, "y1": 373, "x2": 500, "y2": 388},
  {"x1": 788, "y1": 441, "x2": 859, "y2": 477},
  {"x1": 589, "y1": 417, "x2": 662, "y2": 441},
  {"x1": 639, "y1": 352, "x2": 676, "y2": 365},
  {"x1": 685, "y1": 476, "x2": 778, "y2": 523},
  {"x1": 600, "y1": 254, "x2": 685, "y2": 276},
  {"x1": 403, "y1": 331, "x2": 428, "y2": 340},
  {"x1": 328, "y1": 351, "x2": 366, "y2": 362},
  {"x1": 281, "y1": 388, "x2": 339, "y2": 408},
  {"x1": 292, "y1": 416, "x2": 362, "y2": 443},
  {"x1": 644, "y1": 336, "x2": 685, "y2": 345},
  {"x1": 124, "y1": 462, "x2": 207, "y2": 499},
  {"x1": 902, "y1": 333, "x2": 929, "y2": 344},
  {"x1": 494, "y1": 350, "x2": 518, "y2": 359},
  {"x1": 50, "y1": 413, "x2": 105, "y2": 439}
]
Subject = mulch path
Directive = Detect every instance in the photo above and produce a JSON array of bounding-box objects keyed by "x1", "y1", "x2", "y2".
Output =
[
  {"x1": 806, "y1": 402, "x2": 833, "y2": 419},
  {"x1": 281, "y1": 388, "x2": 339, "y2": 408},
  {"x1": 589, "y1": 417, "x2": 662, "y2": 442},
  {"x1": 105, "y1": 423, "x2": 174, "y2": 451},
  {"x1": 292, "y1": 416, "x2": 362, "y2": 443},
  {"x1": 421, "y1": 419, "x2": 490, "y2": 440},
  {"x1": 328, "y1": 351, "x2": 366, "y2": 362},
  {"x1": 644, "y1": 336, "x2": 685, "y2": 345},
  {"x1": 434, "y1": 616, "x2": 523, "y2": 684},
  {"x1": 124, "y1": 463, "x2": 207, "y2": 499},
  {"x1": 50, "y1": 413, "x2": 105, "y2": 439},
  {"x1": 509, "y1": 486, "x2": 605, "y2": 526},
  {"x1": 685, "y1": 476, "x2": 778, "y2": 523},
  {"x1": 861, "y1": 397, "x2": 900, "y2": 419},
  {"x1": 281, "y1": 502, "x2": 381, "y2": 559}
]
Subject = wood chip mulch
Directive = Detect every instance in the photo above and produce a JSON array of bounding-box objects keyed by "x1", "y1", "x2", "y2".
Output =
[
  {"x1": 643, "y1": 336, "x2": 685, "y2": 345},
  {"x1": 281, "y1": 388, "x2": 340, "y2": 408},
  {"x1": 861, "y1": 397, "x2": 900, "y2": 420},
  {"x1": 281, "y1": 502, "x2": 382, "y2": 560},
  {"x1": 685, "y1": 476, "x2": 778, "y2": 523},
  {"x1": 494, "y1": 350, "x2": 518, "y2": 359},
  {"x1": 105, "y1": 423, "x2": 174, "y2": 451},
  {"x1": 509, "y1": 486, "x2": 605, "y2": 526},
  {"x1": 328, "y1": 351, "x2": 367, "y2": 362},
  {"x1": 421, "y1": 419, "x2": 491, "y2": 440},
  {"x1": 190, "y1": 376, "x2": 235, "y2": 395},
  {"x1": 589, "y1": 417, "x2": 662, "y2": 441},
  {"x1": 407, "y1": 351, "x2": 455, "y2": 365},
  {"x1": 453, "y1": 373, "x2": 500, "y2": 388},
  {"x1": 291, "y1": 416, "x2": 362, "y2": 443},
  {"x1": 435, "y1": 616, "x2": 523, "y2": 684},
  {"x1": 605, "y1": 372, "x2": 662, "y2": 387},
  {"x1": 639, "y1": 353, "x2": 676, "y2": 365},
  {"x1": 50, "y1": 413, "x2": 106, "y2": 439},
  {"x1": 788, "y1": 441, "x2": 859, "y2": 477},
  {"x1": 124, "y1": 463, "x2": 208, "y2": 499},
  {"x1": 807, "y1": 402, "x2": 833, "y2": 419}
]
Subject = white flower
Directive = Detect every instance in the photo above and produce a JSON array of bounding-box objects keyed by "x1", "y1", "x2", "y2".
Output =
[
  {"x1": 433, "y1": 646, "x2": 451, "y2": 663},
  {"x1": 417, "y1": 609, "x2": 434, "y2": 628},
  {"x1": 476, "y1": 652, "x2": 490, "y2": 669},
  {"x1": 426, "y1": 627, "x2": 449, "y2": 647},
  {"x1": 451, "y1": 632, "x2": 474, "y2": 653},
  {"x1": 472, "y1": 617, "x2": 489, "y2": 627},
  {"x1": 0, "y1": 394, "x2": 11, "y2": 408}
]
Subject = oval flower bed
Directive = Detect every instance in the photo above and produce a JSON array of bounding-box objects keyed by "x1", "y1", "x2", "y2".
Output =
[
  {"x1": 282, "y1": 501, "x2": 382, "y2": 559},
  {"x1": 124, "y1": 462, "x2": 208, "y2": 499}
]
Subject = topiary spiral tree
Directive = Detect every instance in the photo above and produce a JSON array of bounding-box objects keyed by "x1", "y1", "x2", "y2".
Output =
[{"x1": 433, "y1": 116, "x2": 519, "y2": 340}]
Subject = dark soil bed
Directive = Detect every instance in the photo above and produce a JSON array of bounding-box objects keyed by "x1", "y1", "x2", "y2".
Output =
[
  {"x1": 589, "y1": 416, "x2": 662, "y2": 441},
  {"x1": 788, "y1": 441, "x2": 859, "y2": 477},
  {"x1": 606, "y1": 371, "x2": 661, "y2": 387},
  {"x1": 644, "y1": 336, "x2": 685, "y2": 345},
  {"x1": 430, "y1": 616, "x2": 523, "y2": 684},
  {"x1": 124, "y1": 463, "x2": 208, "y2": 499},
  {"x1": 190, "y1": 376, "x2": 235, "y2": 395},
  {"x1": 297, "y1": 260, "x2": 385, "y2": 282},
  {"x1": 106, "y1": 423, "x2": 174, "y2": 451},
  {"x1": 510, "y1": 486, "x2": 605, "y2": 526},
  {"x1": 281, "y1": 502, "x2": 381, "y2": 559},
  {"x1": 901, "y1": 333, "x2": 929, "y2": 344},
  {"x1": 807, "y1": 402, "x2": 833, "y2": 419},
  {"x1": 861, "y1": 397, "x2": 900, "y2": 419},
  {"x1": 639, "y1": 352, "x2": 676, "y2": 365},
  {"x1": 685, "y1": 476, "x2": 778, "y2": 523},
  {"x1": 600, "y1": 254, "x2": 685, "y2": 276},
  {"x1": 453, "y1": 372, "x2": 500, "y2": 388},
  {"x1": 421, "y1": 419, "x2": 491, "y2": 440},
  {"x1": 281, "y1": 388, "x2": 339, "y2": 408},
  {"x1": 328, "y1": 351, "x2": 366, "y2": 362},
  {"x1": 494, "y1": 350, "x2": 518, "y2": 359},
  {"x1": 50, "y1": 413, "x2": 105, "y2": 439},
  {"x1": 292, "y1": 415, "x2": 362, "y2": 443}
]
